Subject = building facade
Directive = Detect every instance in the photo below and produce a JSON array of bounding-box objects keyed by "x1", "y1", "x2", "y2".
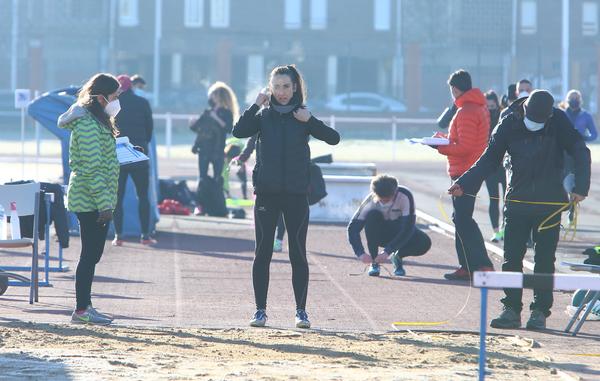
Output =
[{"x1": 2, "y1": 0, "x2": 599, "y2": 115}]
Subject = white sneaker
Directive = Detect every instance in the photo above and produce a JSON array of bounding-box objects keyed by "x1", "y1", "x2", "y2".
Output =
[
  {"x1": 250, "y1": 309, "x2": 267, "y2": 327},
  {"x1": 295, "y1": 309, "x2": 311, "y2": 329}
]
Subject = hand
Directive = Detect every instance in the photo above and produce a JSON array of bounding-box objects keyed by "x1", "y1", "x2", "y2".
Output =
[
  {"x1": 570, "y1": 193, "x2": 586, "y2": 203},
  {"x1": 432, "y1": 131, "x2": 447, "y2": 138},
  {"x1": 191, "y1": 145, "x2": 199, "y2": 154},
  {"x1": 293, "y1": 108, "x2": 311, "y2": 122},
  {"x1": 375, "y1": 251, "x2": 390, "y2": 264},
  {"x1": 133, "y1": 145, "x2": 144, "y2": 153},
  {"x1": 448, "y1": 183, "x2": 464, "y2": 197},
  {"x1": 255, "y1": 91, "x2": 269, "y2": 107},
  {"x1": 97, "y1": 209, "x2": 113, "y2": 225},
  {"x1": 358, "y1": 253, "x2": 372, "y2": 264}
]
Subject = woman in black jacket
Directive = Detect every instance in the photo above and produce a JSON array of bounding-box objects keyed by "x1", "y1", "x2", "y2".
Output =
[{"x1": 233, "y1": 65, "x2": 340, "y2": 329}]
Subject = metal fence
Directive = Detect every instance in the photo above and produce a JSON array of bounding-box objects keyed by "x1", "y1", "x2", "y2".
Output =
[{"x1": 153, "y1": 113, "x2": 438, "y2": 161}]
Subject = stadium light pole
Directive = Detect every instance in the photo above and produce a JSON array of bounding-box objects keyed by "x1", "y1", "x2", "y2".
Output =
[
  {"x1": 561, "y1": 0, "x2": 570, "y2": 97},
  {"x1": 153, "y1": 0, "x2": 162, "y2": 108},
  {"x1": 10, "y1": 0, "x2": 18, "y2": 90}
]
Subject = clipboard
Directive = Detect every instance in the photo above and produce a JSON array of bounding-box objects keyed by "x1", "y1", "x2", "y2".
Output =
[
  {"x1": 116, "y1": 136, "x2": 149, "y2": 166},
  {"x1": 407, "y1": 137, "x2": 450, "y2": 146}
]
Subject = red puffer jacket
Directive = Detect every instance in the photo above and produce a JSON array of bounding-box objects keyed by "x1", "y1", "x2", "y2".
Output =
[{"x1": 437, "y1": 88, "x2": 490, "y2": 178}]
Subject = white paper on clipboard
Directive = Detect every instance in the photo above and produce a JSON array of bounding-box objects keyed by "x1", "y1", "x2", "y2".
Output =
[
  {"x1": 116, "y1": 136, "x2": 149, "y2": 165},
  {"x1": 407, "y1": 137, "x2": 450, "y2": 146}
]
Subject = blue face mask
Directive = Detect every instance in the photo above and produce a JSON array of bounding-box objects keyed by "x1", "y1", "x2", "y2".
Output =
[
  {"x1": 568, "y1": 99, "x2": 580, "y2": 109},
  {"x1": 523, "y1": 116, "x2": 545, "y2": 132}
]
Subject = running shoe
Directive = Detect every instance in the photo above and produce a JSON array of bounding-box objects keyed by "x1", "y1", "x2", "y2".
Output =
[
  {"x1": 490, "y1": 231, "x2": 504, "y2": 243},
  {"x1": 490, "y1": 306, "x2": 521, "y2": 329},
  {"x1": 390, "y1": 252, "x2": 406, "y2": 276},
  {"x1": 368, "y1": 263, "x2": 380, "y2": 277},
  {"x1": 111, "y1": 237, "x2": 124, "y2": 247},
  {"x1": 250, "y1": 309, "x2": 267, "y2": 327},
  {"x1": 295, "y1": 309, "x2": 311, "y2": 329},
  {"x1": 71, "y1": 307, "x2": 112, "y2": 325},
  {"x1": 88, "y1": 304, "x2": 113, "y2": 322}
]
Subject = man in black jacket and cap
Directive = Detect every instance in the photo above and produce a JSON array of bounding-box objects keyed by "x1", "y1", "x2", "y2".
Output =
[
  {"x1": 448, "y1": 90, "x2": 591, "y2": 330},
  {"x1": 113, "y1": 74, "x2": 155, "y2": 246}
]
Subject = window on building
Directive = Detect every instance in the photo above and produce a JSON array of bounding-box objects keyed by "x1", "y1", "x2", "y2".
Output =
[
  {"x1": 374, "y1": 0, "x2": 391, "y2": 31},
  {"x1": 118, "y1": 0, "x2": 138, "y2": 27},
  {"x1": 185, "y1": 0, "x2": 204, "y2": 27},
  {"x1": 310, "y1": 0, "x2": 327, "y2": 30},
  {"x1": 285, "y1": 0, "x2": 302, "y2": 29},
  {"x1": 583, "y1": 2, "x2": 598, "y2": 36},
  {"x1": 520, "y1": 0, "x2": 537, "y2": 34},
  {"x1": 210, "y1": 0, "x2": 229, "y2": 28}
]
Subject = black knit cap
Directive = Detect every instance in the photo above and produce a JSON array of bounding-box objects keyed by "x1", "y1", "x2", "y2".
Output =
[{"x1": 524, "y1": 90, "x2": 554, "y2": 123}]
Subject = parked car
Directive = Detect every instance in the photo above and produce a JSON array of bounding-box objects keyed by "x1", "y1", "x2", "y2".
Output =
[{"x1": 325, "y1": 92, "x2": 407, "y2": 113}]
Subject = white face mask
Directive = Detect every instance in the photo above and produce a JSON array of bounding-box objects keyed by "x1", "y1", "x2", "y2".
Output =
[
  {"x1": 523, "y1": 116, "x2": 545, "y2": 131},
  {"x1": 104, "y1": 98, "x2": 121, "y2": 117},
  {"x1": 518, "y1": 91, "x2": 530, "y2": 98}
]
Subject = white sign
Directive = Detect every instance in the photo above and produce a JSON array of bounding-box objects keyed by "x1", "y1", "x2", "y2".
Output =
[{"x1": 14, "y1": 89, "x2": 31, "y2": 109}]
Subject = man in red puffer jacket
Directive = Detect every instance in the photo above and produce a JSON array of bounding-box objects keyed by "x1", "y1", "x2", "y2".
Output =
[{"x1": 435, "y1": 69, "x2": 494, "y2": 280}]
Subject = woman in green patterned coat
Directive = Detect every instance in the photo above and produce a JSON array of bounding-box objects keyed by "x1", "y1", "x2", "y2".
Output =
[{"x1": 58, "y1": 73, "x2": 121, "y2": 325}]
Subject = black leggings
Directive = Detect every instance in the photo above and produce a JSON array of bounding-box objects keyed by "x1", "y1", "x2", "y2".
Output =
[
  {"x1": 484, "y1": 167, "x2": 507, "y2": 229},
  {"x1": 75, "y1": 211, "x2": 109, "y2": 310},
  {"x1": 114, "y1": 163, "x2": 150, "y2": 238},
  {"x1": 276, "y1": 214, "x2": 286, "y2": 240},
  {"x1": 364, "y1": 210, "x2": 431, "y2": 259},
  {"x1": 198, "y1": 153, "x2": 224, "y2": 183},
  {"x1": 253, "y1": 193, "x2": 309, "y2": 310}
]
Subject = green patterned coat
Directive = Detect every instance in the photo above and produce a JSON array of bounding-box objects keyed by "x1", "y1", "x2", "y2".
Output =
[{"x1": 58, "y1": 105, "x2": 119, "y2": 213}]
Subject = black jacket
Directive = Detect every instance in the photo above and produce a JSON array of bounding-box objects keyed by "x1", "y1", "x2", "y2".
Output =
[
  {"x1": 232, "y1": 104, "x2": 340, "y2": 195},
  {"x1": 457, "y1": 100, "x2": 591, "y2": 215},
  {"x1": 115, "y1": 89, "x2": 154, "y2": 151}
]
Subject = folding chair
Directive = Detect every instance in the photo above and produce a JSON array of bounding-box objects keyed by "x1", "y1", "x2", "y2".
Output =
[
  {"x1": 563, "y1": 262, "x2": 600, "y2": 336},
  {"x1": 0, "y1": 182, "x2": 41, "y2": 304}
]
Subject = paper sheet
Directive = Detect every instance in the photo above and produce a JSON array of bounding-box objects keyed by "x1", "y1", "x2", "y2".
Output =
[
  {"x1": 407, "y1": 137, "x2": 450, "y2": 146},
  {"x1": 116, "y1": 136, "x2": 149, "y2": 165}
]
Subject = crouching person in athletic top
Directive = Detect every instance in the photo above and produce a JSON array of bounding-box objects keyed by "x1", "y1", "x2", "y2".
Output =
[{"x1": 347, "y1": 175, "x2": 431, "y2": 277}]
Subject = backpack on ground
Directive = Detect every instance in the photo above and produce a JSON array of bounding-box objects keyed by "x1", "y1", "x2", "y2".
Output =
[{"x1": 197, "y1": 177, "x2": 228, "y2": 217}]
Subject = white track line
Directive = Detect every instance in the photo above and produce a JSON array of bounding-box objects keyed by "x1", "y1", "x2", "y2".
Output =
[
  {"x1": 310, "y1": 254, "x2": 380, "y2": 331},
  {"x1": 416, "y1": 209, "x2": 535, "y2": 272}
]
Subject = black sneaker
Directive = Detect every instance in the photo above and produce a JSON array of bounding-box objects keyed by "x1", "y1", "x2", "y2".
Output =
[
  {"x1": 525, "y1": 310, "x2": 546, "y2": 330},
  {"x1": 490, "y1": 307, "x2": 521, "y2": 329}
]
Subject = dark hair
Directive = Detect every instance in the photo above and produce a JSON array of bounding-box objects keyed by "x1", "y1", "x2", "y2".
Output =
[
  {"x1": 370, "y1": 175, "x2": 398, "y2": 199},
  {"x1": 507, "y1": 84, "x2": 517, "y2": 101},
  {"x1": 131, "y1": 74, "x2": 146, "y2": 85},
  {"x1": 77, "y1": 73, "x2": 120, "y2": 137},
  {"x1": 484, "y1": 90, "x2": 500, "y2": 108},
  {"x1": 447, "y1": 69, "x2": 472, "y2": 92},
  {"x1": 517, "y1": 78, "x2": 532, "y2": 87},
  {"x1": 269, "y1": 64, "x2": 307, "y2": 105}
]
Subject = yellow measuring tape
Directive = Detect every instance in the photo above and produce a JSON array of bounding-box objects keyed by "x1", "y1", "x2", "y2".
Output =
[{"x1": 392, "y1": 193, "x2": 580, "y2": 328}]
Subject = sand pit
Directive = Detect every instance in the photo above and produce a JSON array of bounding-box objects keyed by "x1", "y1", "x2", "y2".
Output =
[{"x1": 0, "y1": 322, "x2": 569, "y2": 380}]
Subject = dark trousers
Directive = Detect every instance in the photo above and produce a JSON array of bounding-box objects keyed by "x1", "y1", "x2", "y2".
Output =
[
  {"x1": 75, "y1": 211, "x2": 109, "y2": 310},
  {"x1": 484, "y1": 167, "x2": 507, "y2": 229},
  {"x1": 114, "y1": 163, "x2": 150, "y2": 238},
  {"x1": 237, "y1": 165, "x2": 248, "y2": 200},
  {"x1": 198, "y1": 153, "x2": 224, "y2": 184},
  {"x1": 364, "y1": 210, "x2": 431, "y2": 259},
  {"x1": 501, "y1": 212, "x2": 561, "y2": 317},
  {"x1": 253, "y1": 193, "x2": 309, "y2": 310},
  {"x1": 452, "y1": 184, "x2": 493, "y2": 270}
]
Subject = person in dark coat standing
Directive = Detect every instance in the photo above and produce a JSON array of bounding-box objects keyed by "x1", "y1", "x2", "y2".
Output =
[
  {"x1": 449, "y1": 90, "x2": 591, "y2": 330},
  {"x1": 233, "y1": 64, "x2": 340, "y2": 329},
  {"x1": 112, "y1": 75, "x2": 155, "y2": 246}
]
